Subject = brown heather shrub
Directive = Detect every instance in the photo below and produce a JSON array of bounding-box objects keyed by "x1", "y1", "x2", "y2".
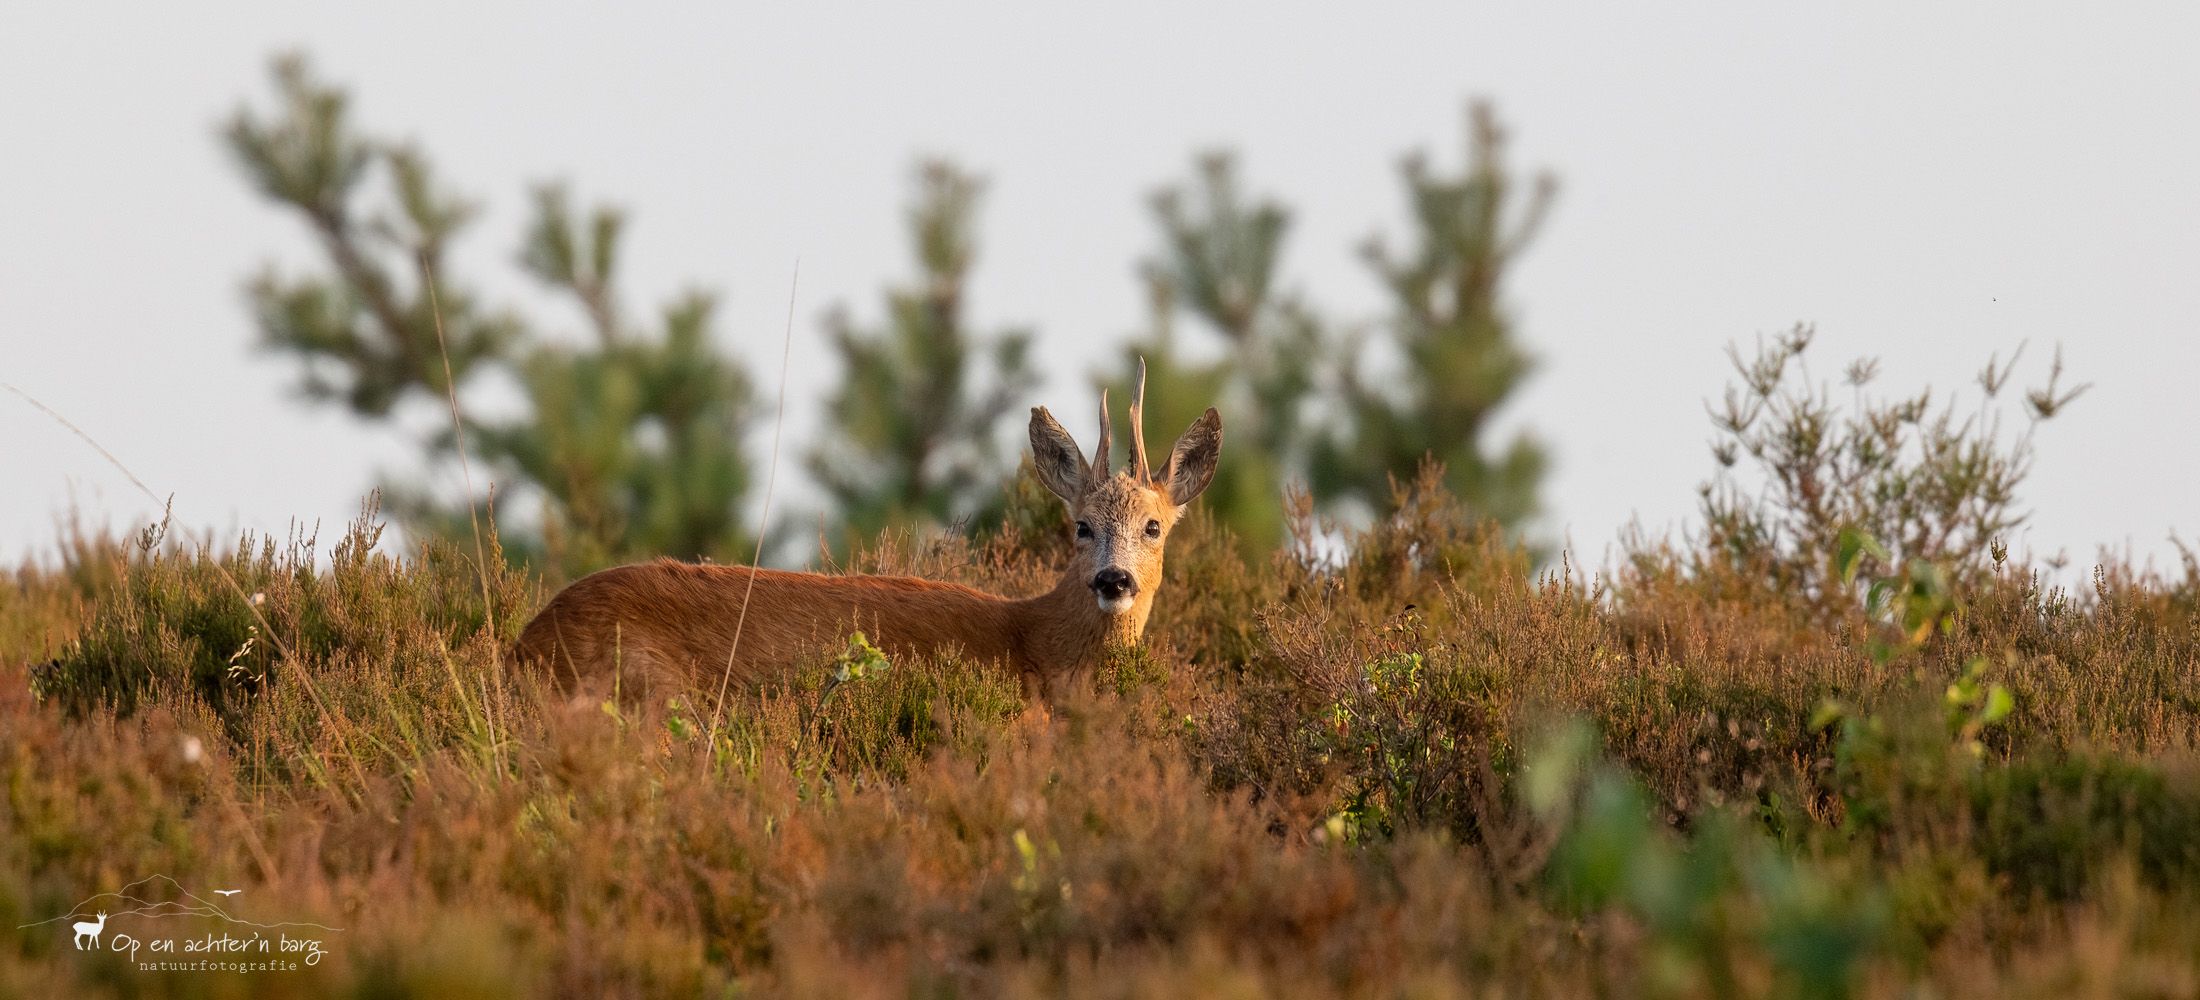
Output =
[{"x1": 4, "y1": 452, "x2": 2200, "y2": 996}]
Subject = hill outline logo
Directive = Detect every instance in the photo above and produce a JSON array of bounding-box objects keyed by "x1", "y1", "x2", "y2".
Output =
[{"x1": 18, "y1": 874, "x2": 340, "y2": 973}]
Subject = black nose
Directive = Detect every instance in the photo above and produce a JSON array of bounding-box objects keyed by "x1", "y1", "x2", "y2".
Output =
[{"x1": 1091, "y1": 567, "x2": 1136, "y2": 600}]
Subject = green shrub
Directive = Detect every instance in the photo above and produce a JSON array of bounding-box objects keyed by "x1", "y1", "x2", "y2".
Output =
[
  {"x1": 1971, "y1": 754, "x2": 2200, "y2": 901},
  {"x1": 34, "y1": 500, "x2": 532, "y2": 778}
]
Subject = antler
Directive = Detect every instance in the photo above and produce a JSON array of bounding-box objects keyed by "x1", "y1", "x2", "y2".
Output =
[
  {"x1": 1129, "y1": 356, "x2": 1150, "y2": 481},
  {"x1": 1092, "y1": 387, "x2": 1112, "y2": 475}
]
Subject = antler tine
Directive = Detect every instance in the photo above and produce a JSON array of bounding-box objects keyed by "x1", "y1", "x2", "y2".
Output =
[
  {"x1": 1129, "y1": 356, "x2": 1151, "y2": 481},
  {"x1": 1092, "y1": 386, "x2": 1112, "y2": 475}
]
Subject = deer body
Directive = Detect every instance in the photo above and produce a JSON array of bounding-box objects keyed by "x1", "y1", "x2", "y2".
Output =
[
  {"x1": 515, "y1": 559, "x2": 1141, "y2": 697},
  {"x1": 514, "y1": 366, "x2": 1219, "y2": 700}
]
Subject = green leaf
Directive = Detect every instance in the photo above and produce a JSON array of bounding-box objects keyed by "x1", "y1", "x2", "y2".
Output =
[
  {"x1": 1980, "y1": 685, "x2": 2014, "y2": 724},
  {"x1": 1809, "y1": 699, "x2": 1849, "y2": 731},
  {"x1": 1865, "y1": 580, "x2": 1894, "y2": 620},
  {"x1": 1524, "y1": 722, "x2": 1595, "y2": 819},
  {"x1": 1835, "y1": 527, "x2": 1890, "y2": 585}
]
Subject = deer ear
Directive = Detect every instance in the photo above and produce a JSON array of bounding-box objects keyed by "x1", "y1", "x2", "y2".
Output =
[
  {"x1": 1028, "y1": 406, "x2": 1090, "y2": 502},
  {"x1": 1159, "y1": 408, "x2": 1222, "y2": 507}
]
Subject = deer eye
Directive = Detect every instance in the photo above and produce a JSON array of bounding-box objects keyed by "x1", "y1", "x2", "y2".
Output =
[
  {"x1": 1145, "y1": 519, "x2": 1162, "y2": 538},
  {"x1": 1075, "y1": 521, "x2": 1093, "y2": 540}
]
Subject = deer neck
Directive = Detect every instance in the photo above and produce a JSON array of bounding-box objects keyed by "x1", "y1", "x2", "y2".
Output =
[{"x1": 1013, "y1": 563, "x2": 1154, "y2": 676}]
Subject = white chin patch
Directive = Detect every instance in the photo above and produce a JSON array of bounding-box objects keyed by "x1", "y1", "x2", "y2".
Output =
[{"x1": 1096, "y1": 594, "x2": 1136, "y2": 615}]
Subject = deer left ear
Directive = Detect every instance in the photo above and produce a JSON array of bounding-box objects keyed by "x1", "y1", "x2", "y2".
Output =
[{"x1": 1158, "y1": 408, "x2": 1222, "y2": 507}]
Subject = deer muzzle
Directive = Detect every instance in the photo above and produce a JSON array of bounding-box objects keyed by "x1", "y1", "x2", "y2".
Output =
[{"x1": 1090, "y1": 567, "x2": 1138, "y2": 614}]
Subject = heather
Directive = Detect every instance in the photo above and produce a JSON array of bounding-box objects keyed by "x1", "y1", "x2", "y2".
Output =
[{"x1": 4, "y1": 453, "x2": 2197, "y2": 998}]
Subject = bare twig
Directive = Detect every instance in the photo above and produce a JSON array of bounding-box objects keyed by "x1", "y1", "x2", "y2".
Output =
[
  {"x1": 419, "y1": 253, "x2": 501, "y2": 668},
  {"x1": 703, "y1": 260, "x2": 801, "y2": 760}
]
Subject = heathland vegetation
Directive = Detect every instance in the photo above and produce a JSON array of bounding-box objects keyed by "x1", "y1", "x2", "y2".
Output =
[
  {"x1": 4, "y1": 55, "x2": 2198, "y2": 999},
  {"x1": 6, "y1": 329, "x2": 2196, "y2": 995}
]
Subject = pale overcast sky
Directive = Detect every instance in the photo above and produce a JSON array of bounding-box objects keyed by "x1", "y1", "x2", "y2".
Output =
[{"x1": 3, "y1": 4, "x2": 2195, "y2": 573}]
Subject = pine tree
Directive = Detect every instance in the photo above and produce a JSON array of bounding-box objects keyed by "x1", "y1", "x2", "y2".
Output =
[
  {"x1": 226, "y1": 55, "x2": 756, "y2": 577},
  {"x1": 229, "y1": 56, "x2": 517, "y2": 417},
  {"x1": 486, "y1": 186, "x2": 755, "y2": 570},
  {"x1": 807, "y1": 160, "x2": 1037, "y2": 542},
  {"x1": 1100, "y1": 154, "x2": 1327, "y2": 553},
  {"x1": 1312, "y1": 103, "x2": 1556, "y2": 533}
]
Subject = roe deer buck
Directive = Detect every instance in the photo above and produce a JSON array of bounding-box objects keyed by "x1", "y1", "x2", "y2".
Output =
[{"x1": 513, "y1": 366, "x2": 1220, "y2": 701}]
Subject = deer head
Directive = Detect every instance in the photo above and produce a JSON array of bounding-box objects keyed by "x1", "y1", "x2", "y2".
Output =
[{"x1": 1027, "y1": 359, "x2": 1222, "y2": 620}]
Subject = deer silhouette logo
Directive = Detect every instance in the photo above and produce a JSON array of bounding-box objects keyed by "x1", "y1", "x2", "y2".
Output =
[{"x1": 72, "y1": 911, "x2": 107, "y2": 950}]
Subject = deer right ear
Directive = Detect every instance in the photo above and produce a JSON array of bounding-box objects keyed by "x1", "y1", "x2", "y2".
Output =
[
  {"x1": 1028, "y1": 406, "x2": 1090, "y2": 502},
  {"x1": 1159, "y1": 407, "x2": 1223, "y2": 507}
]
